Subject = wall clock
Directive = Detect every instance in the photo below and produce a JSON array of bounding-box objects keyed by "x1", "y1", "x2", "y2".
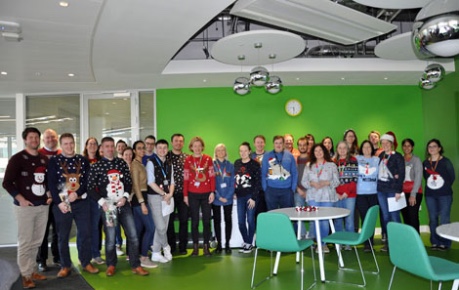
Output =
[{"x1": 285, "y1": 99, "x2": 302, "y2": 116}]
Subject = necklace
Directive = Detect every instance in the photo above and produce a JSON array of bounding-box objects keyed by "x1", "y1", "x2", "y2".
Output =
[{"x1": 315, "y1": 161, "x2": 325, "y2": 178}]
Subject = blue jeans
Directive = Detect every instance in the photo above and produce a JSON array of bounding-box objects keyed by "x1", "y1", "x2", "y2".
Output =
[
  {"x1": 101, "y1": 203, "x2": 140, "y2": 268},
  {"x1": 425, "y1": 195, "x2": 452, "y2": 247},
  {"x1": 132, "y1": 203, "x2": 155, "y2": 257},
  {"x1": 53, "y1": 200, "x2": 91, "y2": 268},
  {"x1": 294, "y1": 191, "x2": 307, "y2": 237},
  {"x1": 307, "y1": 201, "x2": 334, "y2": 243},
  {"x1": 377, "y1": 191, "x2": 401, "y2": 238},
  {"x1": 237, "y1": 195, "x2": 256, "y2": 245},
  {"x1": 77, "y1": 199, "x2": 102, "y2": 259},
  {"x1": 334, "y1": 197, "x2": 356, "y2": 233},
  {"x1": 265, "y1": 187, "x2": 294, "y2": 210}
]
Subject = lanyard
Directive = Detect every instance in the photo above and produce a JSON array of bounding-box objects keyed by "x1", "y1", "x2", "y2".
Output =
[
  {"x1": 154, "y1": 155, "x2": 168, "y2": 179},
  {"x1": 273, "y1": 150, "x2": 284, "y2": 166},
  {"x1": 214, "y1": 160, "x2": 227, "y2": 178},
  {"x1": 315, "y1": 161, "x2": 325, "y2": 178}
]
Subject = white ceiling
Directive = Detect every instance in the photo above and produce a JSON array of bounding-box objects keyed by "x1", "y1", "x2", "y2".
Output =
[{"x1": 0, "y1": 0, "x2": 456, "y2": 95}]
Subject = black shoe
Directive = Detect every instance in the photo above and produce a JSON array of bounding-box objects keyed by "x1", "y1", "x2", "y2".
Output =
[
  {"x1": 431, "y1": 244, "x2": 439, "y2": 250},
  {"x1": 178, "y1": 249, "x2": 188, "y2": 255},
  {"x1": 215, "y1": 247, "x2": 222, "y2": 254},
  {"x1": 437, "y1": 245, "x2": 449, "y2": 251},
  {"x1": 225, "y1": 247, "x2": 232, "y2": 254},
  {"x1": 363, "y1": 245, "x2": 372, "y2": 253},
  {"x1": 38, "y1": 262, "x2": 48, "y2": 272},
  {"x1": 380, "y1": 244, "x2": 388, "y2": 252}
]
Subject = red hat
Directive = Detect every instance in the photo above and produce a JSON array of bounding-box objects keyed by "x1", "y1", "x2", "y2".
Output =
[
  {"x1": 385, "y1": 131, "x2": 398, "y2": 150},
  {"x1": 35, "y1": 166, "x2": 46, "y2": 174},
  {"x1": 107, "y1": 169, "x2": 120, "y2": 175}
]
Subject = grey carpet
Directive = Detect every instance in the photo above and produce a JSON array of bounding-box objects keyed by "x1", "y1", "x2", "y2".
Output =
[{"x1": 0, "y1": 247, "x2": 93, "y2": 290}]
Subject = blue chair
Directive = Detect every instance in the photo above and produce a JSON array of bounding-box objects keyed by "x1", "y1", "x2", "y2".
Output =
[
  {"x1": 251, "y1": 212, "x2": 316, "y2": 290},
  {"x1": 387, "y1": 222, "x2": 459, "y2": 290},
  {"x1": 322, "y1": 205, "x2": 380, "y2": 287}
]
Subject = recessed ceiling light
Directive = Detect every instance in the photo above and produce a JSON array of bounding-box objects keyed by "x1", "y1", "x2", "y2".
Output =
[
  {"x1": 341, "y1": 77, "x2": 345, "y2": 80},
  {"x1": 59, "y1": 1, "x2": 69, "y2": 7},
  {"x1": 1, "y1": 71, "x2": 7, "y2": 75},
  {"x1": 296, "y1": 77, "x2": 300, "y2": 81},
  {"x1": 384, "y1": 77, "x2": 388, "y2": 80},
  {"x1": 35, "y1": 72, "x2": 42, "y2": 76},
  {"x1": 203, "y1": 79, "x2": 207, "y2": 83},
  {"x1": 68, "y1": 73, "x2": 75, "y2": 77}
]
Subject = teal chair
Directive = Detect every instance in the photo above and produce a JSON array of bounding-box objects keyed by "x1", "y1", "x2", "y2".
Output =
[
  {"x1": 387, "y1": 222, "x2": 459, "y2": 290},
  {"x1": 251, "y1": 212, "x2": 316, "y2": 290},
  {"x1": 322, "y1": 205, "x2": 380, "y2": 287}
]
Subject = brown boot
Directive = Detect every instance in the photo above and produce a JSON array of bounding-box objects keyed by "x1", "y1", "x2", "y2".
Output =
[
  {"x1": 203, "y1": 243, "x2": 212, "y2": 257},
  {"x1": 191, "y1": 243, "x2": 199, "y2": 256},
  {"x1": 22, "y1": 276, "x2": 35, "y2": 289}
]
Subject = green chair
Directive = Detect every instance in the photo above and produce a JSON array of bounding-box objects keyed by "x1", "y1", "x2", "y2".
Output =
[
  {"x1": 251, "y1": 212, "x2": 316, "y2": 290},
  {"x1": 322, "y1": 205, "x2": 380, "y2": 287},
  {"x1": 387, "y1": 222, "x2": 459, "y2": 290}
]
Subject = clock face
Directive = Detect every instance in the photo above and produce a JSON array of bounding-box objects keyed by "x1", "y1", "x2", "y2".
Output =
[{"x1": 285, "y1": 99, "x2": 302, "y2": 116}]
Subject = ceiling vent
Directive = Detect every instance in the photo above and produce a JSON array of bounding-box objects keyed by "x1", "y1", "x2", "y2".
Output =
[
  {"x1": 230, "y1": 0, "x2": 397, "y2": 45},
  {"x1": 0, "y1": 20, "x2": 22, "y2": 41}
]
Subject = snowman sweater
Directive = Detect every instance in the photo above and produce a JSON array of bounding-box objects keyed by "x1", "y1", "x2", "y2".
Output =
[
  {"x1": 3, "y1": 150, "x2": 49, "y2": 206},
  {"x1": 87, "y1": 157, "x2": 132, "y2": 205}
]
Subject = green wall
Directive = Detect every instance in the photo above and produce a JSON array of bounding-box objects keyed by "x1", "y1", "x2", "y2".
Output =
[
  {"x1": 156, "y1": 62, "x2": 459, "y2": 225},
  {"x1": 156, "y1": 85, "x2": 424, "y2": 160}
]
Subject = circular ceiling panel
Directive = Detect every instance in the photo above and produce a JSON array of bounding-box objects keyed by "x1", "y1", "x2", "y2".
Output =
[{"x1": 211, "y1": 30, "x2": 305, "y2": 66}]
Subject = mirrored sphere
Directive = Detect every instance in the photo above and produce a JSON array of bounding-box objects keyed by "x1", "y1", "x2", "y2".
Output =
[
  {"x1": 412, "y1": 14, "x2": 459, "y2": 57},
  {"x1": 250, "y1": 66, "x2": 269, "y2": 86},
  {"x1": 233, "y1": 77, "x2": 250, "y2": 95},
  {"x1": 418, "y1": 77, "x2": 436, "y2": 90},
  {"x1": 265, "y1": 76, "x2": 282, "y2": 94},
  {"x1": 423, "y1": 63, "x2": 445, "y2": 82}
]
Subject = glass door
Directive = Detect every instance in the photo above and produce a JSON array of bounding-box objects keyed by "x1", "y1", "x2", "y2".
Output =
[
  {"x1": 82, "y1": 92, "x2": 139, "y2": 149},
  {"x1": 0, "y1": 98, "x2": 17, "y2": 245}
]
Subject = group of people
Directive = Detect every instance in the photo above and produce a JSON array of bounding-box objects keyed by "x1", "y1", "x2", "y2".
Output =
[{"x1": 2, "y1": 127, "x2": 456, "y2": 289}]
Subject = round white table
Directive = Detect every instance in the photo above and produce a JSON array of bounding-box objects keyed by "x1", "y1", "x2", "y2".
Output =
[
  {"x1": 436, "y1": 222, "x2": 459, "y2": 290},
  {"x1": 270, "y1": 207, "x2": 350, "y2": 282},
  {"x1": 436, "y1": 222, "x2": 459, "y2": 242}
]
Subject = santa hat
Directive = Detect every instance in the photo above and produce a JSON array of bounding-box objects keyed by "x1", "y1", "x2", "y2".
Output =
[
  {"x1": 107, "y1": 169, "x2": 120, "y2": 175},
  {"x1": 35, "y1": 166, "x2": 46, "y2": 174},
  {"x1": 381, "y1": 131, "x2": 398, "y2": 150}
]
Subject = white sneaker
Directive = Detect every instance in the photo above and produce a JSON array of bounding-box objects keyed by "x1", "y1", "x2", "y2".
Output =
[
  {"x1": 91, "y1": 257, "x2": 105, "y2": 265},
  {"x1": 116, "y1": 246, "x2": 124, "y2": 256},
  {"x1": 163, "y1": 245, "x2": 173, "y2": 261},
  {"x1": 315, "y1": 245, "x2": 330, "y2": 254},
  {"x1": 238, "y1": 243, "x2": 247, "y2": 253},
  {"x1": 344, "y1": 245, "x2": 352, "y2": 251},
  {"x1": 242, "y1": 244, "x2": 254, "y2": 254},
  {"x1": 140, "y1": 256, "x2": 158, "y2": 268},
  {"x1": 151, "y1": 252, "x2": 169, "y2": 263}
]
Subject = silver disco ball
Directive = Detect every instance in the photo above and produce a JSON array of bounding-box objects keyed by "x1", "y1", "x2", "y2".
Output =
[
  {"x1": 412, "y1": 14, "x2": 459, "y2": 58},
  {"x1": 250, "y1": 66, "x2": 269, "y2": 87},
  {"x1": 233, "y1": 77, "x2": 250, "y2": 95},
  {"x1": 423, "y1": 63, "x2": 445, "y2": 82},
  {"x1": 265, "y1": 76, "x2": 282, "y2": 94},
  {"x1": 418, "y1": 77, "x2": 436, "y2": 90}
]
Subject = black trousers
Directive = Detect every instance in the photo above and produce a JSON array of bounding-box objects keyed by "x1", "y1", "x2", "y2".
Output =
[
  {"x1": 401, "y1": 193, "x2": 423, "y2": 234},
  {"x1": 212, "y1": 204, "x2": 233, "y2": 247},
  {"x1": 189, "y1": 192, "x2": 212, "y2": 244},
  {"x1": 166, "y1": 194, "x2": 190, "y2": 251}
]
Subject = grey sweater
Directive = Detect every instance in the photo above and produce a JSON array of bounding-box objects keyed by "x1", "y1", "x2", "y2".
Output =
[{"x1": 404, "y1": 154, "x2": 423, "y2": 198}]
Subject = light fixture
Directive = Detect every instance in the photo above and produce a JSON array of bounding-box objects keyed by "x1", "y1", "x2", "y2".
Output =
[
  {"x1": 419, "y1": 77, "x2": 436, "y2": 90},
  {"x1": 412, "y1": 0, "x2": 459, "y2": 58},
  {"x1": 423, "y1": 63, "x2": 445, "y2": 82},
  {"x1": 59, "y1": 1, "x2": 69, "y2": 7},
  {"x1": 233, "y1": 77, "x2": 251, "y2": 96},
  {"x1": 1, "y1": 71, "x2": 7, "y2": 75},
  {"x1": 0, "y1": 20, "x2": 22, "y2": 42},
  {"x1": 68, "y1": 73, "x2": 75, "y2": 77}
]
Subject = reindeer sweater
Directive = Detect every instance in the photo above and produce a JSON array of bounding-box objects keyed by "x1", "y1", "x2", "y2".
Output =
[
  {"x1": 88, "y1": 157, "x2": 132, "y2": 206},
  {"x1": 48, "y1": 154, "x2": 90, "y2": 205}
]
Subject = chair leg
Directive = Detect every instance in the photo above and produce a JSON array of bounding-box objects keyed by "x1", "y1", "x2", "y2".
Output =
[
  {"x1": 306, "y1": 247, "x2": 317, "y2": 290},
  {"x1": 388, "y1": 266, "x2": 397, "y2": 290},
  {"x1": 368, "y1": 240, "x2": 380, "y2": 274},
  {"x1": 251, "y1": 248, "x2": 272, "y2": 289},
  {"x1": 354, "y1": 246, "x2": 366, "y2": 287}
]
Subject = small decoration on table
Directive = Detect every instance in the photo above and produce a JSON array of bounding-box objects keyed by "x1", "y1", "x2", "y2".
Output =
[{"x1": 295, "y1": 206, "x2": 319, "y2": 212}]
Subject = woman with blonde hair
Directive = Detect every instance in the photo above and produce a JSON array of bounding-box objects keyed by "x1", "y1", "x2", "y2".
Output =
[{"x1": 212, "y1": 143, "x2": 234, "y2": 254}]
